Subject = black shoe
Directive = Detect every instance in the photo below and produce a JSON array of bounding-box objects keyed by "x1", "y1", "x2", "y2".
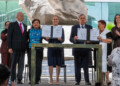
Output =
[
  {"x1": 75, "y1": 82, "x2": 80, "y2": 85},
  {"x1": 17, "y1": 81, "x2": 23, "y2": 84},
  {"x1": 95, "y1": 82, "x2": 101, "y2": 86},
  {"x1": 106, "y1": 81, "x2": 111, "y2": 85},
  {"x1": 85, "y1": 82, "x2": 91, "y2": 85},
  {"x1": 35, "y1": 81, "x2": 39, "y2": 84}
]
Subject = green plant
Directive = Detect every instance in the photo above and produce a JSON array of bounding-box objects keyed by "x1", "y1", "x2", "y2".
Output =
[{"x1": 106, "y1": 22, "x2": 115, "y2": 31}]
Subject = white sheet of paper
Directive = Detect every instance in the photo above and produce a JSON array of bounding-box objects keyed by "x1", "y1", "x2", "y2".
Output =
[
  {"x1": 90, "y1": 29, "x2": 100, "y2": 41},
  {"x1": 77, "y1": 28, "x2": 87, "y2": 40},
  {"x1": 42, "y1": 25, "x2": 51, "y2": 37},
  {"x1": 53, "y1": 26, "x2": 62, "y2": 38}
]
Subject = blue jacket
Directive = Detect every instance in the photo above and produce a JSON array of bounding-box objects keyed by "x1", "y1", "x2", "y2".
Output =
[{"x1": 28, "y1": 28, "x2": 42, "y2": 48}]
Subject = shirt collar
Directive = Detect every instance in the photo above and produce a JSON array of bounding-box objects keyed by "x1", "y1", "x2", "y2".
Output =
[
  {"x1": 17, "y1": 20, "x2": 22, "y2": 25},
  {"x1": 79, "y1": 24, "x2": 85, "y2": 28}
]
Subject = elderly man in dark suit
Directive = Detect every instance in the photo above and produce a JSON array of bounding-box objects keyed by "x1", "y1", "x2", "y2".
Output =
[
  {"x1": 7, "y1": 12, "x2": 27, "y2": 86},
  {"x1": 70, "y1": 14, "x2": 92, "y2": 85}
]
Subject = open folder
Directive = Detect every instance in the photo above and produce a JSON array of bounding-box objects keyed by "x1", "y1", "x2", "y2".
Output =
[
  {"x1": 42, "y1": 25, "x2": 62, "y2": 38},
  {"x1": 77, "y1": 28, "x2": 99, "y2": 41}
]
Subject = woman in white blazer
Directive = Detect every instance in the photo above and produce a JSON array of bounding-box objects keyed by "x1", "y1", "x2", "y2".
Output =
[{"x1": 97, "y1": 20, "x2": 112, "y2": 85}]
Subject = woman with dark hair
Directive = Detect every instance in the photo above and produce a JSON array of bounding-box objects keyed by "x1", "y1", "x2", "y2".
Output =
[
  {"x1": 27, "y1": 19, "x2": 43, "y2": 84},
  {"x1": 111, "y1": 14, "x2": 120, "y2": 48},
  {"x1": 45, "y1": 16, "x2": 64, "y2": 85},
  {"x1": 97, "y1": 20, "x2": 112, "y2": 85},
  {"x1": 1, "y1": 21, "x2": 11, "y2": 69},
  {"x1": 108, "y1": 14, "x2": 120, "y2": 86}
]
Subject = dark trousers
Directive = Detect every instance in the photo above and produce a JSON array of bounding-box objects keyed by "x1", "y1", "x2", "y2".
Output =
[
  {"x1": 11, "y1": 51, "x2": 25, "y2": 81},
  {"x1": 74, "y1": 55, "x2": 89, "y2": 83},
  {"x1": 1, "y1": 53, "x2": 11, "y2": 69},
  {"x1": 28, "y1": 48, "x2": 43, "y2": 82}
]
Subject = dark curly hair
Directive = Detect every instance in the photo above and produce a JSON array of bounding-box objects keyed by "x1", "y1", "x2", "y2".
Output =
[
  {"x1": 114, "y1": 14, "x2": 120, "y2": 26},
  {"x1": 5, "y1": 21, "x2": 10, "y2": 26},
  {"x1": 98, "y1": 20, "x2": 106, "y2": 28},
  {"x1": 31, "y1": 19, "x2": 41, "y2": 29},
  {"x1": 0, "y1": 64, "x2": 10, "y2": 85}
]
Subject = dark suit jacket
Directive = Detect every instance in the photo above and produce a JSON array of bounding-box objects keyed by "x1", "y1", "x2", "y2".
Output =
[
  {"x1": 70, "y1": 24, "x2": 92, "y2": 56},
  {"x1": 7, "y1": 21, "x2": 27, "y2": 51}
]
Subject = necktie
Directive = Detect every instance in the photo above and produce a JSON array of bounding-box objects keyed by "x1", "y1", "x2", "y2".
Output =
[
  {"x1": 20, "y1": 23, "x2": 23, "y2": 34},
  {"x1": 82, "y1": 25, "x2": 84, "y2": 28}
]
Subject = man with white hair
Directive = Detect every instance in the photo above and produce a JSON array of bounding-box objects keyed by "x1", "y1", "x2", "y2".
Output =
[
  {"x1": 7, "y1": 12, "x2": 27, "y2": 85},
  {"x1": 70, "y1": 14, "x2": 92, "y2": 85}
]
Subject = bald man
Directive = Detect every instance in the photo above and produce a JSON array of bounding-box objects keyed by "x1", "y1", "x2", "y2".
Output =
[{"x1": 7, "y1": 12, "x2": 27, "y2": 85}]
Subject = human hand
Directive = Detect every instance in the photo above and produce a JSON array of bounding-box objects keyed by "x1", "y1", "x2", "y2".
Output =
[
  {"x1": 5, "y1": 34, "x2": 7, "y2": 36},
  {"x1": 8, "y1": 48, "x2": 13, "y2": 53},
  {"x1": 74, "y1": 36, "x2": 78, "y2": 40},
  {"x1": 58, "y1": 38, "x2": 62, "y2": 41},
  {"x1": 86, "y1": 41, "x2": 91, "y2": 44},
  {"x1": 116, "y1": 30, "x2": 120, "y2": 36},
  {"x1": 45, "y1": 37, "x2": 50, "y2": 40},
  {"x1": 97, "y1": 36, "x2": 102, "y2": 41}
]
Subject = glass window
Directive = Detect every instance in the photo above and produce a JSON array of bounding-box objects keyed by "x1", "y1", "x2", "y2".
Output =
[
  {"x1": 86, "y1": 2, "x2": 120, "y2": 29},
  {"x1": 86, "y1": 2, "x2": 102, "y2": 29},
  {"x1": 0, "y1": 1, "x2": 6, "y2": 32},
  {"x1": 0, "y1": 1, "x2": 30, "y2": 33}
]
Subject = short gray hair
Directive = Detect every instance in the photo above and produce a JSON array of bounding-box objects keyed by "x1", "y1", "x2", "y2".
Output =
[
  {"x1": 16, "y1": 12, "x2": 24, "y2": 17},
  {"x1": 78, "y1": 14, "x2": 86, "y2": 18}
]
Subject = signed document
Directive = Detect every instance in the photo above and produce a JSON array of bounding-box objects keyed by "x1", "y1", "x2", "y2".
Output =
[
  {"x1": 42, "y1": 25, "x2": 51, "y2": 37},
  {"x1": 77, "y1": 28, "x2": 87, "y2": 40},
  {"x1": 53, "y1": 26, "x2": 62, "y2": 38},
  {"x1": 90, "y1": 29, "x2": 99, "y2": 41}
]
